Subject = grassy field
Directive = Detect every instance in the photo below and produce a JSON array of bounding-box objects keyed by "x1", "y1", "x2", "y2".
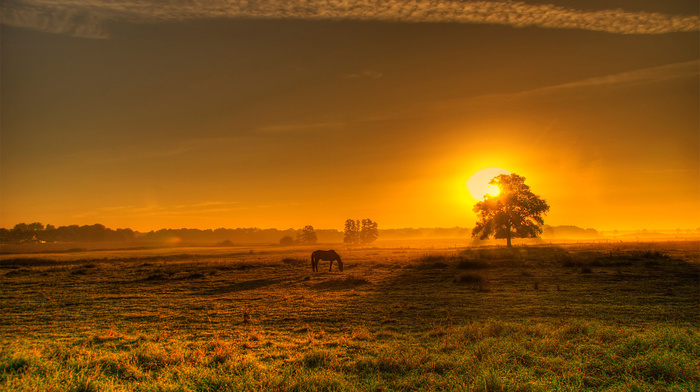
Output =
[{"x1": 1, "y1": 241, "x2": 698, "y2": 391}]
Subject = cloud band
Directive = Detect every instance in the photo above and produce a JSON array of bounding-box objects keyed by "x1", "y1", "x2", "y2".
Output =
[{"x1": 2, "y1": 0, "x2": 699, "y2": 38}]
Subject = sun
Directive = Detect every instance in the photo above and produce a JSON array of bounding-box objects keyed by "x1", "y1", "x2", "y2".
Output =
[{"x1": 467, "y1": 168, "x2": 511, "y2": 200}]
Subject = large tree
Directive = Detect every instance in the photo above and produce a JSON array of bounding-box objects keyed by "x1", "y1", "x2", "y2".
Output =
[
  {"x1": 360, "y1": 219, "x2": 379, "y2": 245},
  {"x1": 472, "y1": 173, "x2": 550, "y2": 247},
  {"x1": 297, "y1": 225, "x2": 317, "y2": 244},
  {"x1": 344, "y1": 218, "x2": 379, "y2": 245}
]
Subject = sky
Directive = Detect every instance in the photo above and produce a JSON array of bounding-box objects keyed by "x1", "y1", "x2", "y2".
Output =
[{"x1": 1, "y1": 0, "x2": 699, "y2": 232}]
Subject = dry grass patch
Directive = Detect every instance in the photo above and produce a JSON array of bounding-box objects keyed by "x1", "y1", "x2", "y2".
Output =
[
  {"x1": 281, "y1": 257, "x2": 306, "y2": 267},
  {"x1": 313, "y1": 274, "x2": 369, "y2": 290}
]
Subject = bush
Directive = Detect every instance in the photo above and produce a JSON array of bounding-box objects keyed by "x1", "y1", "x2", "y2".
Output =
[
  {"x1": 279, "y1": 236, "x2": 296, "y2": 246},
  {"x1": 453, "y1": 273, "x2": 484, "y2": 284},
  {"x1": 415, "y1": 255, "x2": 451, "y2": 269}
]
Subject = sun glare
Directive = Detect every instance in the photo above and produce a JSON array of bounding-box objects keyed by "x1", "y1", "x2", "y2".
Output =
[{"x1": 467, "y1": 167, "x2": 510, "y2": 200}]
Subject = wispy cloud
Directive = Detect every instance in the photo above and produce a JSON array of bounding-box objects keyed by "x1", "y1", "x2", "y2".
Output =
[
  {"x1": 2, "y1": 0, "x2": 698, "y2": 38},
  {"x1": 504, "y1": 60, "x2": 700, "y2": 98},
  {"x1": 324, "y1": 60, "x2": 700, "y2": 125},
  {"x1": 258, "y1": 121, "x2": 345, "y2": 133},
  {"x1": 343, "y1": 69, "x2": 384, "y2": 79}
]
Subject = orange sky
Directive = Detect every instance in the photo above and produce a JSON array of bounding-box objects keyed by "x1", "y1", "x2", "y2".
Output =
[{"x1": 1, "y1": 1, "x2": 698, "y2": 232}]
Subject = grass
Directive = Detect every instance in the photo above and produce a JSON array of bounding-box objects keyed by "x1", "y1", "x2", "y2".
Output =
[{"x1": 1, "y1": 241, "x2": 698, "y2": 391}]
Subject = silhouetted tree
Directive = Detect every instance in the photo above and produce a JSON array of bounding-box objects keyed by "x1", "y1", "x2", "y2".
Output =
[
  {"x1": 360, "y1": 219, "x2": 379, "y2": 244},
  {"x1": 115, "y1": 228, "x2": 135, "y2": 241},
  {"x1": 6, "y1": 222, "x2": 44, "y2": 242},
  {"x1": 472, "y1": 173, "x2": 549, "y2": 247},
  {"x1": 297, "y1": 225, "x2": 317, "y2": 244},
  {"x1": 27, "y1": 222, "x2": 45, "y2": 231},
  {"x1": 343, "y1": 219, "x2": 360, "y2": 245},
  {"x1": 0, "y1": 228, "x2": 10, "y2": 243},
  {"x1": 344, "y1": 218, "x2": 378, "y2": 245}
]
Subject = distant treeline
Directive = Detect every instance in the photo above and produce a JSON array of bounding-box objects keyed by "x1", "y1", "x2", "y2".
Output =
[
  {"x1": 0, "y1": 223, "x2": 135, "y2": 243},
  {"x1": 142, "y1": 228, "x2": 343, "y2": 244},
  {"x1": 0, "y1": 222, "x2": 603, "y2": 245},
  {"x1": 0, "y1": 223, "x2": 345, "y2": 244}
]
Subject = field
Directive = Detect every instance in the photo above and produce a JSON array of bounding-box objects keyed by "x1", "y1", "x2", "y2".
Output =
[{"x1": 1, "y1": 241, "x2": 699, "y2": 391}]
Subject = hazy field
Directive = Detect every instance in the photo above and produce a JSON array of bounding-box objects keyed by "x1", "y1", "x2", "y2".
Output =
[{"x1": 1, "y1": 241, "x2": 698, "y2": 391}]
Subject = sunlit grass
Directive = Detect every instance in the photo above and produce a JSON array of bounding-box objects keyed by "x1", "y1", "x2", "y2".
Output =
[
  {"x1": 1, "y1": 242, "x2": 698, "y2": 391},
  {"x1": 2, "y1": 321, "x2": 697, "y2": 391}
]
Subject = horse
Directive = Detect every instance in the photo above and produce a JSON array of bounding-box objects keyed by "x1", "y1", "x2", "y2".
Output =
[{"x1": 311, "y1": 250, "x2": 343, "y2": 272}]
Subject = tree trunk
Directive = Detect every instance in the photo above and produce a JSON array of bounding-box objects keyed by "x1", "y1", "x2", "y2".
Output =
[{"x1": 506, "y1": 221, "x2": 512, "y2": 247}]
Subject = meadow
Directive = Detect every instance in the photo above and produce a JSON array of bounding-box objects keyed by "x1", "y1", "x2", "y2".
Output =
[{"x1": 1, "y1": 241, "x2": 698, "y2": 391}]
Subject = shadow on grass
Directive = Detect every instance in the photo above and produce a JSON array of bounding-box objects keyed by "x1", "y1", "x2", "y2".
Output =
[
  {"x1": 1, "y1": 258, "x2": 61, "y2": 267},
  {"x1": 349, "y1": 244, "x2": 700, "y2": 328},
  {"x1": 197, "y1": 278, "x2": 289, "y2": 295}
]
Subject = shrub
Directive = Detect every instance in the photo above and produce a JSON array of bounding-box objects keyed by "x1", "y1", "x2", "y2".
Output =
[
  {"x1": 420, "y1": 261, "x2": 449, "y2": 269},
  {"x1": 279, "y1": 236, "x2": 296, "y2": 246},
  {"x1": 144, "y1": 272, "x2": 166, "y2": 281},
  {"x1": 71, "y1": 268, "x2": 89, "y2": 275},
  {"x1": 414, "y1": 255, "x2": 452, "y2": 269},
  {"x1": 453, "y1": 273, "x2": 484, "y2": 284}
]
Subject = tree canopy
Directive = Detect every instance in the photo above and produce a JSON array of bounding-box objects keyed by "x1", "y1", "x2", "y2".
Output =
[
  {"x1": 472, "y1": 173, "x2": 550, "y2": 247},
  {"x1": 297, "y1": 225, "x2": 318, "y2": 244},
  {"x1": 343, "y1": 218, "x2": 379, "y2": 245}
]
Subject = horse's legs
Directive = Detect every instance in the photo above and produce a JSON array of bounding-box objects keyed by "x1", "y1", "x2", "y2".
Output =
[{"x1": 329, "y1": 260, "x2": 334, "y2": 271}]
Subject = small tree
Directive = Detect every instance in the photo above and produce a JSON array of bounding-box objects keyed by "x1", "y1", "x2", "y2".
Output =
[
  {"x1": 472, "y1": 173, "x2": 549, "y2": 247},
  {"x1": 360, "y1": 219, "x2": 379, "y2": 244},
  {"x1": 297, "y1": 225, "x2": 317, "y2": 244},
  {"x1": 279, "y1": 235, "x2": 295, "y2": 246},
  {"x1": 343, "y1": 219, "x2": 360, "y2": 245}
]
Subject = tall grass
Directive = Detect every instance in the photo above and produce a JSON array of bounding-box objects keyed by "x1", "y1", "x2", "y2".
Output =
[{"x1": 2, "y1": 321, "x2": 697, "y2": 391}]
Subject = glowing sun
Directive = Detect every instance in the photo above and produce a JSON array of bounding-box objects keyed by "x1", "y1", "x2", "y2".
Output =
[{"x1": 467, "y1": 168, "x2": 511, "y2": 200}]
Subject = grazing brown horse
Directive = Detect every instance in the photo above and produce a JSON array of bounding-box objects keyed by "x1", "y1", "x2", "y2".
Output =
[{"x1": 311, "y1": 250, "x2": 343, "y2": 272}]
